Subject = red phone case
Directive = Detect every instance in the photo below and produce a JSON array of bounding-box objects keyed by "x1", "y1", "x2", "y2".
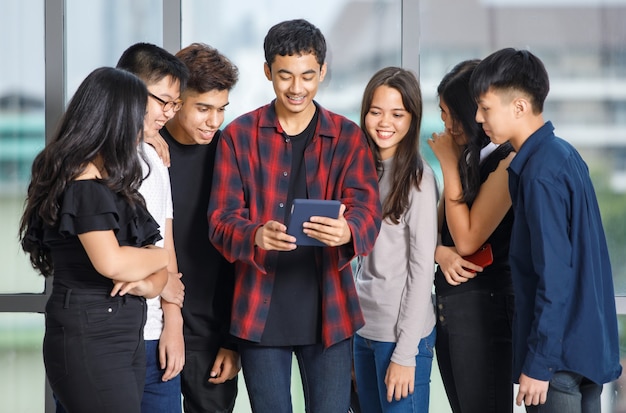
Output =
[{"x1": 462, "y1": 243, "x2": 493, "y2": 273}]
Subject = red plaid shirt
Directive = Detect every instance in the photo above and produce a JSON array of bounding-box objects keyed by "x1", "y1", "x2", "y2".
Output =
[{"x1": 208, "y1": 102, "x2": 381, "y2": 347}]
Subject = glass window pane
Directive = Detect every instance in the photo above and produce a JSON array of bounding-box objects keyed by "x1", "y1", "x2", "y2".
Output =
[
  {"x1": 181, "y1": 0, "x2": 402, "y2": 125},
  {"x1": 614, "y1": 314, "x2": 626, "y2": 409},
  {"x1": 419, "y1": 0, "x2": 626, "y2": 296},
  {"x1": 0, "y1": 313, "x2": 45, "y2": 411},
  {"x1": 0, "y1": 0, "x2": 46, "y2": 293},
  {"x1": 66, "y1": 0, "x2": 163, "y2": 97}
]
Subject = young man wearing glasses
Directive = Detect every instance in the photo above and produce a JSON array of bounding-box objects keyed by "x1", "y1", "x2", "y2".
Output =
[{"x1": 117, "y1": 42, "x2": 189, "y2": 413}]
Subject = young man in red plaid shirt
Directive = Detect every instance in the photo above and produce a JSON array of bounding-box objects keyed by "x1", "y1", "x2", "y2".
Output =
[{"x1": 208, "y1": 18, "x2": 381, "y2": 413}]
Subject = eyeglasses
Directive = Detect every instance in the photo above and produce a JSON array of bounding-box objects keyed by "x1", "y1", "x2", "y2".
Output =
[{"x1": 148, "y1": 92, "x2": 183, "y2": 112}]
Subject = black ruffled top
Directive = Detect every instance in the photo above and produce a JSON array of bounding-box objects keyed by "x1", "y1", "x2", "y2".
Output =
[{"x1": 27, "y1": 180, "x2": 161, "y2": 290}]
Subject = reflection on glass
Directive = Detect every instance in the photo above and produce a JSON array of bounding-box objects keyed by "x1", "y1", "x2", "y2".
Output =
[
  {"x1": 0, "y1": 313, "x2": 45, "y2": 411},
  {"x1": 0, "y1": 0, "x2": 46, "y2": 293}
]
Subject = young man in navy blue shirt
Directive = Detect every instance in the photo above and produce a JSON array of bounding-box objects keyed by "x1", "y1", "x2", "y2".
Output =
[{"x1": 471, "y1": 47, "x2": 621, "y2": 412}]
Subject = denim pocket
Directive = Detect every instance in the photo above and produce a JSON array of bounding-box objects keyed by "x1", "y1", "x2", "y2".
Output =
[
  {"x1": 43, "y1": 326, "x2": 68, "y2": 386},
  {"x1": 550, "y1": 371, "x2": 583, "y2": 392},
  {"x1": 84, "y1": 300, "x2": 122, "y2": 325}
]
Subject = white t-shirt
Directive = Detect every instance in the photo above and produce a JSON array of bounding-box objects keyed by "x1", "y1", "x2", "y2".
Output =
[{"x1": 139, "y1": 142, "x2": 174, "y2": 340}]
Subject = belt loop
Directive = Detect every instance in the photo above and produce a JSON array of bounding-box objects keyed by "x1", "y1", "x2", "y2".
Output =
[{"x1": 64, "y1": 289, "x2": 72, "y2": 309}]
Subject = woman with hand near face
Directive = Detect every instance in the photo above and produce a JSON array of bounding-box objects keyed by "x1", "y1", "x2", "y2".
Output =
[{"x1": 428, "y1": 59, "x2": 515, "y2": 413}]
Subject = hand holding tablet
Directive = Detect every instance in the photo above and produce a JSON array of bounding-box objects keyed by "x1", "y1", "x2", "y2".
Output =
[{"x1": 286, "y1": 199, "x2": 342, "y2": 246}]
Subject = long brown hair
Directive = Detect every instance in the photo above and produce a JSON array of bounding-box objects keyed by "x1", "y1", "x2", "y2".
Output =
[{"x1": 360, "y1": 67, "x2": 424, "y2": 224}]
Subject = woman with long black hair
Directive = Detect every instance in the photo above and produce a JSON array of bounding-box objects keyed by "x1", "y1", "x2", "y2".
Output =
[
  {"x1": 428, "y1": 59, "x2": 515, "y2": 413},
  {"x1": 19, "y1": 67, "x2": 169, "y2": 413}
]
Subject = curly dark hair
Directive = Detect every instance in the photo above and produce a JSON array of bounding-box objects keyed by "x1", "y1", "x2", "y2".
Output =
[{"x1": 176, "y1": 43, "x2": 239, "y2": 93}]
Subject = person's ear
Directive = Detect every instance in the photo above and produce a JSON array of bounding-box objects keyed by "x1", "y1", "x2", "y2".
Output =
[
  {"x1": 264, "y1": 62, "x2": 272, "y2": 81},
  {"x1": 319, "y1": 63, "x2": 327, "y2": 82},
  {"x1": 513, "y1": 97, "x2": 530, "y2": 118}
]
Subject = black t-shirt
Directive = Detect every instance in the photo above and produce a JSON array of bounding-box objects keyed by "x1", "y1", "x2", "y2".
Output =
[
  {"x1": 260, "y1": 110, "x2": 322, "y2": 346},
  {"x1": 160, "y1": 126, "x2": 235, "y2": 351}
]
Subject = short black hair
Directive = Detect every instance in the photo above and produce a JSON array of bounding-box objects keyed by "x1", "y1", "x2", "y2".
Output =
[
  {"x1": 263, "y1": 19, "x2": 326, "y2": 67},
  {"x1": 117, "y1": 42, "x2": 189, "y2": 90},
  {"x1": 471, "y1": 48, "x2": 549, "y2": 113}
]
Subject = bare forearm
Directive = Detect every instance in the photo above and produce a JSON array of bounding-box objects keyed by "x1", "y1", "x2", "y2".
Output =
[
  {"x1": 79, "y1": 231, "x2": 169, "y2": 282},
  {"x1": 162, "y1": 301, "x2": 183, "y2": 329},
  {"x1": 138, "y1": 268, "x2": 168, "y2": 298},
  {"x1": 107, "y1": 246, "x2": 169, "y2": 282},
  {"x1": 441, "y1": 165, "x2": 475, "y2": 254}
]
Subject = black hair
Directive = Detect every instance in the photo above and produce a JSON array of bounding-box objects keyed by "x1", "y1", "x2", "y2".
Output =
[
  {"x1": 471, "y1": 47, "x2": 549, "y2": 114},
  {"x1": 264, "y1": 19, "x2": 326, "y2": 68},
  {"x1": 438, "y1": 59, "x2": 491, "y2": 204},
  {"x1": 19, "y1": 67, "x2": 148, "y2": 277},
  {"x1": 117, "y1": 42, "x2": 189, "y2": 90},
  {"x1": 360, "y1": 67, "x2": 424, "y2": 224}
]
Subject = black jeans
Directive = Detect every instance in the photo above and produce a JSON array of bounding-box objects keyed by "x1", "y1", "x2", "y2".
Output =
[
  {"x1": 181, "y1": 348, "x2": 238, "y2": 413},
  {"x1": 436, "y1": 290, "x2": 514, "y2": 413},
  {"x1": 44, "y1": 288, "x2": 146, "y2": 413}
]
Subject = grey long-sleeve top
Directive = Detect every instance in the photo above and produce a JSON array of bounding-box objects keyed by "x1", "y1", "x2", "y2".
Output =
[{"x1": 356, "y1": 157, "x2": 438, "y2": 366}]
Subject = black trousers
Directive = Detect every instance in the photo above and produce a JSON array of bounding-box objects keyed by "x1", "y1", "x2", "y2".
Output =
[
  {"x1": 44, "y1": 288, "x2": 147, "y2": 413},
  {"x1": 181, "y1": 347, "x2": 238, "y2": 413},
  {"x1": 436, "y1": 290, "x2": 514, "y2": 413}
]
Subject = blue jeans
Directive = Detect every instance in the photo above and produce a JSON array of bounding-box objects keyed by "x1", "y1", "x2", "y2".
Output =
[
  {"x1": 141, "y1": 339, "x2": 182, "y2": 413},
  {"x1": 353, "y1": 327, "x2": 436, "y2": 413},
  {"x1": 524, "y1": 371, "x2": 602, "y2": 413},
  {"x1": 239, "y1": 339, "x2": 352, "y2": 413}
]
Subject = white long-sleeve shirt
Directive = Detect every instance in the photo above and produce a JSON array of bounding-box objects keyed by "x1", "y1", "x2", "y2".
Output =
[
  {"x1": 356, "y1": 157, "x2": 438, "y2": 366},
  {"x1": 139, "y1": 142, "x2": 174, "y2": 340}
]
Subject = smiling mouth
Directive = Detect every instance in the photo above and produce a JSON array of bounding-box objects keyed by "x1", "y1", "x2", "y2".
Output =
[
  {"x1": 287, "y1": 95, "x2": 305, "y2": 103},
  {"x1": 199, "y1": 129, "x2": 216, "y2": 138}
]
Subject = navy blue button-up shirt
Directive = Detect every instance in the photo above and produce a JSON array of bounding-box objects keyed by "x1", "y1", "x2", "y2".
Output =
[{"x1": 508, "y1": 121, "x2": 621, "y2": 384}]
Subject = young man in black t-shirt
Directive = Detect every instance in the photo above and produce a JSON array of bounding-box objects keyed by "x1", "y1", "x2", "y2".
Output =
[{"x1": 157, "y1": 43, "x2": 240, "y2": 413}]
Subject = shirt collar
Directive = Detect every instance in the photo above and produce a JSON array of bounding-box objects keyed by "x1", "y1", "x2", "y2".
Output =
[
  {"x1": 259, "y1": 100, "x2": 338, "y2": 139},
  {"x1": 508, "y1": 121, "x2": 555, "y2": 176}
]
